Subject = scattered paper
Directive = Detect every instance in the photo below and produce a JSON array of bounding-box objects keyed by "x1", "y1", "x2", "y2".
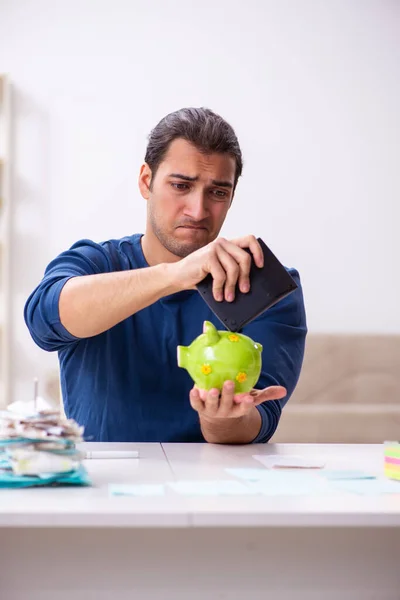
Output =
[
  {"x1": 331, "y1": 479, "x2": 400, "y2": 496},
  {"x1": 225, "y1": 467, "x2": 317, "y2": 483},
  {"x1": 226, "y1": 468, "x2": 335, "y2": 496},
  {"x1": 109, "y1": 484, "x2": 165, "y2": 497},
  {"x1": 253, "y1": 454, "x2": 325, "y2": 469},
  {"x1": 167, "y1": 479, "x2": 257, "y2": 496},
  {"x1": 246, "y1": 479, "x2": 336, "y2": 496}
]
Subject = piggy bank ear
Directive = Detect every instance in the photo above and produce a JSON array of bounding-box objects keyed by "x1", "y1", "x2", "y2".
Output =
[
  {"x1": 203, "y1": 321, "x2": 220, "y2": 345},
  {"x1": 177, "y1": 346, "x2": 189, "y2": 368}
]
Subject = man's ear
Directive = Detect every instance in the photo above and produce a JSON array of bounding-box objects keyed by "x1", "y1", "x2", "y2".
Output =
[{"x1": 138, "y1": 163, "x2": 152, "y2": 199}]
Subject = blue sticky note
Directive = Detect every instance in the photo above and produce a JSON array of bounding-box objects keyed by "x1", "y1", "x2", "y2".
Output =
[
  {"x1": 321, "y1": 470, "x2": 376, "y2": 481},
  {"x1": 167, "y1": 479, "x2": 257, "y2": 496},
  {"x1": 109, "y1": 484, "x2": 165, "y2": 497},
  {"x1": 332, "y1": 479, "x2": 400, "y2": 496}
]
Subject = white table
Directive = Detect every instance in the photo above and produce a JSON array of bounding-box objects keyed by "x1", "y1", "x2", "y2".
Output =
[{"x1": 0, "y1": 443, "x2": 399, "y2": 600}]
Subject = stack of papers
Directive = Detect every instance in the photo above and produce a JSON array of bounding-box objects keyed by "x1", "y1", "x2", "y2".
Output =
[{"x1": 0, "y1": 409, "x2": 90, "y2": 488}]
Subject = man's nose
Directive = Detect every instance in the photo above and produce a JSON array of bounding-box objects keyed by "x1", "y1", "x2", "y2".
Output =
[{"x1": 184, "y1": 193, "x2": 208, "y2": 221}]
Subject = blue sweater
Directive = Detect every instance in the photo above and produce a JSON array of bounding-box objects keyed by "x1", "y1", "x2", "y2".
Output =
[{"x1": 24, "y1": 234, "x2": 307, "y2": 443}]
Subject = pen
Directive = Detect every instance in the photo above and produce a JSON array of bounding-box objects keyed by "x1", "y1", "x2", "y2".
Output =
[
  {"x1": 33, "y1": 377, "x2": 38, "y2": 412},
  {"x1": 84, "y1": 450, "x2": 140, "y2": 459}
]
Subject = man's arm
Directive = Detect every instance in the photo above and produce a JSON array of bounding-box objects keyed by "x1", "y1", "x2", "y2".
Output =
[
  {"x1": 200, "y1": 404, "x2": 262, "y2": 444},
  {"x1": 24, "y1": 240, "x2": 181, "y2": 349},
  {"x1": 189, "y1": 268, "x2": 307, "y2": 444},
  {"x1": 25, "y1": 235, "x2": 264, "y2": 349},
  {"x1": 57, "y1": 235, "x2": 263, "y2": 338},
  {"x1": 190, "y1": 383, "x2": 287, "y2": 444},
  {"x1": 59, "y1": 264, "x2": 179, "y2": 338}
]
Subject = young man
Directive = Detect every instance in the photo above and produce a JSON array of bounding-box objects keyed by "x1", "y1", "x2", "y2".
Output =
[{"x1": 24, "y1": 107, "x2": 307, "y2": 444}]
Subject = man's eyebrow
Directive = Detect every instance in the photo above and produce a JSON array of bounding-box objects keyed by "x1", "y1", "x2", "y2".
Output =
[
  {"x1": 168, "y1": 173, "x2": 233, "y2": 188},
  {"x1": 168, "y1": 173, "x2": 198, "y2": 182},
  {"x1": 211, "y1": 179, "x2": 233, "y2": 188}
]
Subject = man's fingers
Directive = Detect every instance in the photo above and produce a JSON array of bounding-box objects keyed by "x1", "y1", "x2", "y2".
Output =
[
  {"x1": 218, "y1": 380, "x2": 235, "y2": 416},
  {"x1": 233, "y1": 386, "x2": 287, "y2": 406},
  {"x1": 218, "y1": 238, "x2": 252, "y2": 294},
  {"x1": 252, "y1": 386, "x2": 287, "y2": 405},
  {"x1": 233, "y1": 393, "x2": 254, "y2": 404},
  {"x1": 189, "y1": 387, "x2": 204, "y2": 413},
  {"x1": 258, "y1": 385, "x2": 287, "y2": 399},
  {"x1": 207, "y1": 236, "x2": 262, "y2": 301},
  {"x1": 204, "y1": 388, "x2": 220, "y2": 416},
  {"x1": 197, "y1": 388, "x2": 207, "y2": 401},
  {"x1": 235, "y1": 401, "x2": 254, "y2": 418},
  {"x1": 208, "y1": 255, "x2": 226, "y2": 302},
  {"x1": 215, "y1": 246, "x2": 240, "y2": 302},
  {"x1": 229, "y1": 235, "x2": 264, "y2": 269}
]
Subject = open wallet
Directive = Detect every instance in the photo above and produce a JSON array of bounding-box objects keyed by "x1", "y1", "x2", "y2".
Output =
[{"x1": 196, "y1": 238, "x2": 298, "y2": 332}]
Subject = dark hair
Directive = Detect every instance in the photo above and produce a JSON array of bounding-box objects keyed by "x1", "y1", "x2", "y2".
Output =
[{"x1": 144, "y1": 107, "x2": 243, "y2": 190}]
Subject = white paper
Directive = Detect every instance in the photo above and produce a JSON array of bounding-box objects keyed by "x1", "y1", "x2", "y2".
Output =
[
  {"x1": 246, "y1": 480, "x2": 337, "y2": 496},
  {"x1": 253, "y1": 454, "x2": 325, "y2": 469},
  {"x1": 167, "y1": 479, "x2": 257, "y2": 496},
  {"x1": 225, "y1": 468, "x2": 318, "y2": 483},
  {"x1": 226, "y1": 469, "x2": 336, "y2": 495},
  {"x1": 7, "y1": 396, "x2": 52, "y2": 416}
]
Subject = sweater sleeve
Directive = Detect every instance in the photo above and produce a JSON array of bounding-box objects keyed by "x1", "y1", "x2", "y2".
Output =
[
  {"x1": 24, "y1": 239, "x2": 115, "y2": 352},
  {"x1": 242, "y1": 268, "x2": 307, "y2": 444}
]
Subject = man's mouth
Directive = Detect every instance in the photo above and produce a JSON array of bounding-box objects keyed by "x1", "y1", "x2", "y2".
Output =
[{"x1": 177, "y1": 225, "x2": 208, "y2": 231}]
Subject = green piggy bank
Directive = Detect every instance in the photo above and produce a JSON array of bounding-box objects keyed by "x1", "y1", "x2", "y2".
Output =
[{"x1": 177, "y1": 321, "x2": 263, "y2": 393}]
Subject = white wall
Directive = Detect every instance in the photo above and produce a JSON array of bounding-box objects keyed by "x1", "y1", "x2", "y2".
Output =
[{"x1": 0, "y1": 0, "x2": 399, "y2": 403}]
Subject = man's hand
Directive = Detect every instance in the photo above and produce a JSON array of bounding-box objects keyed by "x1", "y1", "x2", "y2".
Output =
[
  {"x1": 169, "y1": 235, "x2": 263, "y2": 302},
  {"x1": 189, "y1": 381, "x2": 287, "y2": 444}
]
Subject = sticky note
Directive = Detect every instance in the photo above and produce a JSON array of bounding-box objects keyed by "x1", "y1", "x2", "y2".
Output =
[
  {"x1": 321, "y1": 470, "x2": 376, "y2": 481},
  {"x1": 384, "y1": 467, "x2": 400, "y2": 481},
  {"x1": 384, "y1": 442, "x2": 400, "y2": 459},
  {"x1": 109, "y1": 483, "x2": 165, "y2": 497},
  {"x1": 384, "y1": 442, "x2": 400, "y2": 480},
  {"x1": 331, "y1": 479, "x2": 400, "y2": 496},
  {"x1": 167, "y1": 479, "x2": 257, "y2": 496}
]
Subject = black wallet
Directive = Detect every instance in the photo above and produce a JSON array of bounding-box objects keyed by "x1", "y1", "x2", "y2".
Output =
[{"x1": 196, "y1": 238, "x2": 298, "y2": 332}]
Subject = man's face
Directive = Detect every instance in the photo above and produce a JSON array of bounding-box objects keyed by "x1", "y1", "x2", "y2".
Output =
[{"x1": 139, "y1": 138, "x2": 236, "y2": 258}]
